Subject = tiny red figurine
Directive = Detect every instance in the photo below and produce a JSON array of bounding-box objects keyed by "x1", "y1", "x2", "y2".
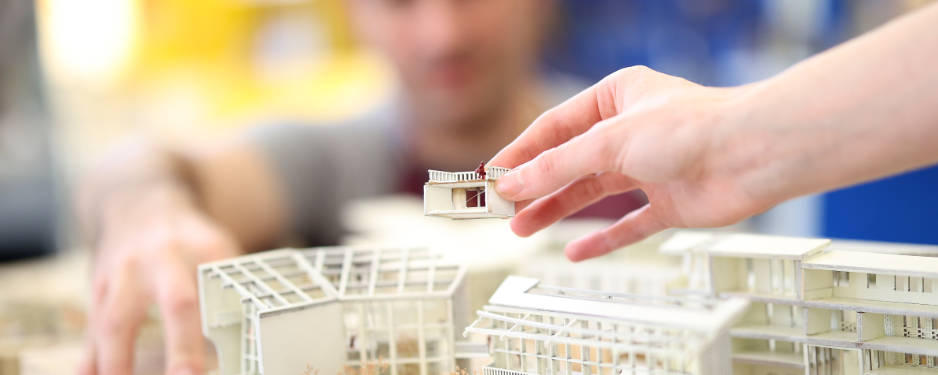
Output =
[{"x1": 474, "y1": 161, "x2": 486, "y2": 179}]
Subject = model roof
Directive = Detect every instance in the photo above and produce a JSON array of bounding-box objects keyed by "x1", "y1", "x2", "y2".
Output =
[
  {"x1": 475, "y1": 276, "x2": 748, "y2": 333},
  {"x1": 802, "y1": 250, "x2": 938, "y2": 278},
  {"x1": 659, "y1": 232, "x2": 830, "y2": 260},
  {"x1": 198, "y1": 246, "x2": 465, "y2": 315}
]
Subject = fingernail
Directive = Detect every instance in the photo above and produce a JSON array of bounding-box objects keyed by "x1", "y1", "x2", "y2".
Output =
[{"x1": 496, "y1": 171, "x2": 523, "y2": 198}]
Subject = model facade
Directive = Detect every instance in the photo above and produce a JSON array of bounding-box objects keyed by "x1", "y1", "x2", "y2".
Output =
[
  {"x1": 424, "y1": 166, "x2": 513, "y2": 219},
  {"x1": 198, "y1": 246, "x2": 467, "y2": 375},
  {"x1": 661, "y1": 232, "x2": 938, "y2": 375},
  {"x1": 464, "y1": 276, "x2": 749, "y2": 375}
]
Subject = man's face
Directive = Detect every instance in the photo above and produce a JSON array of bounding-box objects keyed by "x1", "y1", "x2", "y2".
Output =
[{"x1": 348, "y1": 0, "x2": 550, "y2": 127}]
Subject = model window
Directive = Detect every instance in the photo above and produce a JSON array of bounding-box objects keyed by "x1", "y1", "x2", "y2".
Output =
[{"x1": 466, "y1": 188, "x2": 485, "y2": 208}]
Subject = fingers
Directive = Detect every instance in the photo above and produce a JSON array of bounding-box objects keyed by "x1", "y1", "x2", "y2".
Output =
[
  {"x1": 496, "y1": 119, "x2": 622, "y2": 201},
  {"x1": 156, "y1": 258, "x2": 205, "y2": 375},
  {"x1": 489, "y1": 82, "x2": 605, "y2": 169},
  {"x1": 95, "y1": 265, "x2": 147, "y2": 375},
  {"x1": 80, "y1": 319, "x2": 99, "y2": 375},
  {"x1": 564, "y1": 204, "x2": 668, "y2": 262},
  {"x1": 512, "y1": 199, "x2": 535, "y2": 213},
  {"x1": 509, "y1": 172, "x2": 637, "y2": 237},
  {"x1": 80, "y1": 274, "x2": 112, "y2": 375}
]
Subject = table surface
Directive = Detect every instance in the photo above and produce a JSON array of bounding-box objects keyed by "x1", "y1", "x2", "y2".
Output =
[{"x1": 0, "y1": 249, "x2": 211, "y2": 375}]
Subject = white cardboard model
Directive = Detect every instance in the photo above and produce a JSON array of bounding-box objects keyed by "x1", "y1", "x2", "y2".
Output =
[
  {"x1": 197, "y1": 229, "x2": 938, "y2": 375},
  {"x1": 464, "y1": 276, "x2": 749, "y2": 375},
  {"x1": 198, "y1": 246, "x2": 467, "y2": 375},
  {"x1": 424, "y1": 167, "x2": 514, "y2": 219},
  {"x1": 661, "y1": 231, "x2": 938, "y2": 375}
]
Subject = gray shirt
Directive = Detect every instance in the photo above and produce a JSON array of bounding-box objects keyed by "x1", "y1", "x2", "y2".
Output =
[
  {"x1": 248, "y1": 113, "x2": 403, "y2": 245},
  {"x1": 250, "y1": 78, "x2": 585, "y2": 245}
]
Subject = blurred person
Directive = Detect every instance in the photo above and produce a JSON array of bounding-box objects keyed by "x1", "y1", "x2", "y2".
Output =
[
  {"x1": 488, "y1": 3, "x2": 938, "y2": 261},
  {"x1": 77, "y1": 0, "x2": 645, "y2": 374}
]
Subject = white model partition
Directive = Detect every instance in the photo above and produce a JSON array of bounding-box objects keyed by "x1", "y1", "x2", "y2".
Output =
[{"x1": 198, "y1": 246, "x2": 467, "y2": 375}]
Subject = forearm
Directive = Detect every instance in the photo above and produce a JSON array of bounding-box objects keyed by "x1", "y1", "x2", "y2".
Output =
[{"x1": 736, "y1": 3, "x2": 938, "y2": 204}]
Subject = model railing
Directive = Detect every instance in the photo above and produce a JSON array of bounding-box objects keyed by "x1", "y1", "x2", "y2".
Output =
[
  {"x1": 428, "y1": 170, "x2": 479, "y2": 183},
  {"x1": 428, "y1": 167, "x2": 511, "y2": 183},
  {"x1": 482, "y1": 366, "x2": 536, "y2": 375},
  {"x1": 486, "y1": 166, "x2": 510, "y2": 179}
]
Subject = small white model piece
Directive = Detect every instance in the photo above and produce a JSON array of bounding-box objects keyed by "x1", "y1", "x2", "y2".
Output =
[
  {"x1": 661, "y1": 231, "x2": 938, "y2": 375},
  {"x1": 424, "y1": 165, "x2": 514, "y2": 219},
  {"x1": 198, "y1": 246, "x2": 468, "y2": 375},
  {"x1": 464, "y1": 276, "x2": 749, "y2": 375}
]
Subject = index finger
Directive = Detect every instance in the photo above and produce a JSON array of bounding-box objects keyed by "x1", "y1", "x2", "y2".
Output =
[
  {"x1": 96, "y1": 267, "x2": 147, "y2": 375},
  {"x1": 489, "y1": 82, "x2": 606, "y2": 169},
  {"x1": 156, "y1": 258, "x2": 206, "y2": 375}
]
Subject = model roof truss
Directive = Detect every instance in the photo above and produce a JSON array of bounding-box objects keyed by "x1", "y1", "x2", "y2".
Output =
[{"x1": 199, "y1": 246, "x2": 466, "y2": 375}]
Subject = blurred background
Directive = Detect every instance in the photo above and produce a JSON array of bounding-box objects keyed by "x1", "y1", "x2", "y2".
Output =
[{"x1": 1, "y1": 0, "x2": 937, "y2": 373}]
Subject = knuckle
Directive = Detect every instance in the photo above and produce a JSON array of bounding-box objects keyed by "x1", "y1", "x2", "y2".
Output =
[
  {"x1": 118, "y1": 252, "x2": 140, "y2": 270},
  {"x1": 581, "y1": 176, "x2": 606, "y2": 198},
  {"x1": 101, "y1": 312, "x2": 132, "y2": 339},
  {"x1": 593, "y1": 135, "x2": 616, "y2": 168},
  {"x1": 536, "y1": 106, "x2": 560, "y2": 125},
  {"x1": 600, "y1": 126, "x2": 630, "y2": 172},
  {"x1": 143, "y1": 237, "x2": 176, "y2": 258},
  {"x1": 534, "y1": 151, "x2": 558, "y2": 177},
  {"x1": 613, "y1": 65, "x2": 651, "y2": 80},
  {"x1": 583, "y1": 125, "x2": 620, "y2": 171},
  {"x1": 92, "y1": 277, "x2": 109, "y2": 300},
  {"x1": 165, "y1": 290, "x2": 199, "y2": 319}
]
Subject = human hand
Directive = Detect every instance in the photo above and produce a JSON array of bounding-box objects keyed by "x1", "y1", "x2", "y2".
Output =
[
  {"x1": 490, "y1": 66, "x2": 776, "y2": 261},
  {"x1": 79, "y1": 188, "x2": 241, "y2": 375}
]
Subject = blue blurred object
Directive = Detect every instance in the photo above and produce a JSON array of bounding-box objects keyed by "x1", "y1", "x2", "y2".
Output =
[
  {"x1": 822, "y1": 166, "x2": 938, "y2": 245},
  {"x1": 544, "y1": 0, "x2": 854, "y2": 85},
  {"x1": 544, "y1": 0, "x2": 765, "y2": 85}
]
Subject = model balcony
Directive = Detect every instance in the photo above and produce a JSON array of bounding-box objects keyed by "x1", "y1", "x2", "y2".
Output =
[{"x1": 424, "y1": 167, "x2": 514, "y2": 219}]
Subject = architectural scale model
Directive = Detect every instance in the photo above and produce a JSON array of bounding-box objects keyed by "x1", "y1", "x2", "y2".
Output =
[
  {"x1": 197, "y1": 246, "x2": 469, "y2": 375},
  {"x1": 660, "y1": 231, "x2": 938, "y2": 375},
  {"x1": 197, "y1": 224, "x2": 938, "y2": 375},
  {"x1": 464, "y1": 276, "x2": 750, "y2": 375},
  {"x1": 424, "y1": 165, "x2": 514, "y2": 219}
]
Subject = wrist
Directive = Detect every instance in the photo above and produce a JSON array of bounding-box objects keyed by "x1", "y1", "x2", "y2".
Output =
[
  {"x1": 94, "y1": 182, "x2": 200, "y2": 243},
  {"x1": 710, "y1": 79, "x2": 803, "y2": 211}
]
